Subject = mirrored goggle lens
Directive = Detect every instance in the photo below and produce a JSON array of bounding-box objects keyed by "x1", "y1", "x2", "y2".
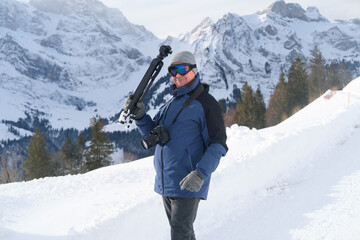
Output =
[{"x1": 169, "y1": 65, "x2": 191, "y2": 77}]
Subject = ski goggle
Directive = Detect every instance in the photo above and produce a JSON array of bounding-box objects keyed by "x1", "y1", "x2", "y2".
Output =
[{"x1": 168, "y1": 64, "x2": 197, "y2": 77}]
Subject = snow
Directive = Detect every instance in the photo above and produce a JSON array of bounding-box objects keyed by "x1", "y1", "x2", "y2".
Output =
[{"x1": 1, "y1": 76, "x2": 360, "y2": 239}]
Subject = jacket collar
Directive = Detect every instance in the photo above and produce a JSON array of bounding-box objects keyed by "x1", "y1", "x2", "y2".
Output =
[{"x1": 170, "y1": 74, "x2": 200, "y2": 97}]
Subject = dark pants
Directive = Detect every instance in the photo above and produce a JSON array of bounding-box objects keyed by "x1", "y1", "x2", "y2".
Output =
[{"x1": 162, "y1": 196, "x2": 201, "y2": 240}]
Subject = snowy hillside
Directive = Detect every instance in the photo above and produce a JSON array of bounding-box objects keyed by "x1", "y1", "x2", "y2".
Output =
[
  {"x1": 0, "y1": 0, "x2": 161, "y2": 132},
  {"x1": 1, "y1": 77, "x2": 360, "y2": 240}
]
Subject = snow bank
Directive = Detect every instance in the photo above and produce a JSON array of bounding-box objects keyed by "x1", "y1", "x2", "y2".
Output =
[{"x1": 1, "y1": 77, "x2": 360, "y2": 240}]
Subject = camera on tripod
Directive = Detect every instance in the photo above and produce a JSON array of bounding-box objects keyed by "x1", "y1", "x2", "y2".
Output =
[{"x1": 141, "y1": 125, "x2": 169, "y2": 150}]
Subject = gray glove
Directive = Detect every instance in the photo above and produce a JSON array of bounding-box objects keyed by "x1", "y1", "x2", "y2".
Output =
[
  {"x1": 179, "y1": 170, "x2": 204, "y2": 192},
  {"x1": 123, "y1": 94, "x2": 145, "y2": 120}
]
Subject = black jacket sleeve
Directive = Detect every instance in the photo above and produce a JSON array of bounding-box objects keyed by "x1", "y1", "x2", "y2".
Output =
[{"x1": 197, "y1": 90, "x2": 228, "y2": 152}]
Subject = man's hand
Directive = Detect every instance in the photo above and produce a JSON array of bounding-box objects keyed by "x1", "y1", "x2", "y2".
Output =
[
  {"x1": 123, "y1": 94, "x2": 145, "y2": 120},
  {"x1": 179, "y1": 170, "x2": 204, "y2": 192}
]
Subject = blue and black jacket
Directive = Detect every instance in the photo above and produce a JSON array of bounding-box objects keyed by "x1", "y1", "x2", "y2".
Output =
[{"x1": 135, "y1": 75, "x2": 228, "y2": 199}]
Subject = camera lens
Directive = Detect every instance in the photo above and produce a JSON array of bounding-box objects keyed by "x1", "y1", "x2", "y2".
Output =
[
  {"x1": 140, "y1": 126, "x2": 169, "y2": 150},
  {"x1": 141, "y1": 134, "x2": 158, "y2": 150}
]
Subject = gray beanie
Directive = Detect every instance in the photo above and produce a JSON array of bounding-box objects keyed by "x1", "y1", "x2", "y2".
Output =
[{"x1": 169, "y1": 51, "x2": 198, "y2": 75}]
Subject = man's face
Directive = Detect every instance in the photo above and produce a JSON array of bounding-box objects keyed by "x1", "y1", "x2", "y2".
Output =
[{"x1": 171, "y1": 62, "x2": 196, "y2": 88}]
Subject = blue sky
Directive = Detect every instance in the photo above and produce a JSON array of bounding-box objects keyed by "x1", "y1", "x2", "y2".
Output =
[{"x1": 98, "y1": 0, "x2": 360, "y2": 38}]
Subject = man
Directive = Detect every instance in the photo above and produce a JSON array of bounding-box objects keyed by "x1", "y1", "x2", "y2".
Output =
[{"x1": 125, "y1": 51, "x2": 228, "y2": 239}]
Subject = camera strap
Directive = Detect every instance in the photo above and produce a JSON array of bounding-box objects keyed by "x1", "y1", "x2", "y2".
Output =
[
  {"x1": 155, "y1": 83, "x2": 204, "y2": 129},
  {"x1": 168, "y1": 83, "x2": 204, "y2": 127}
]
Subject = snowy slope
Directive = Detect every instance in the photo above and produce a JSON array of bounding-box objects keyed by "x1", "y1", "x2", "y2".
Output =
[{"x1": 1, "y1": 77, "x2": 360, "y2": 239}]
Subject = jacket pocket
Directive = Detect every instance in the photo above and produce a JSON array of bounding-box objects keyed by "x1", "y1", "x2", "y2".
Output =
[{"x1": 185, "y1": 148, "x2": 194, "y2": 172}]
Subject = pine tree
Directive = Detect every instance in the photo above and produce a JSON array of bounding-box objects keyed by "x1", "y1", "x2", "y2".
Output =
[
  {"x1": 51, "y1": 151, "x2": 66, "y2": 176},
  {"x1": 24, "y1": 129, "x2": 52, "y2": 180},
  {"x1": 235, "y1": 82, "x2": 256, "y2": 128},
  {"x1": 337, "y1": 61, "x2": 353, "y2": 89},
  {"x1": 61, "y1": 138, "x2": 76, "y2": 174},
  {"x1": 287, "y1": 57, "x2": 308, "y2": 114},
  {"x1": 327, "y1": 62, "x2": 340, "y2": 90},
  {"x1": 265, "y1": 71, "x2": 289, "y2": 126},
  {"x1": 75, "y1": 133, "x2": 86, "y2": 173},
  {"x1": 253, "y1": 86, "x2": 266, "y2": 129},
  {"x1": 85, "y1": 117, "x2": 114, "y2": 172},
  {"x1": 308, "y1": 46, "x2": 327, "y2": 101}
]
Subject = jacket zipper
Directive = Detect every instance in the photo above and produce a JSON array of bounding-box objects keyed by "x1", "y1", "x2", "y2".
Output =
[{"x1": 161, "y1": 145, "x2": 165, "y2": 195}]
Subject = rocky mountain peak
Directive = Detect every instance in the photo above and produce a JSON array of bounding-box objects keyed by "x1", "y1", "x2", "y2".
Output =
[
  {"x1": 28, "y1": 0, "x2": 156, "y2": 40},
  {"x1": 29, "y1": 0, "x2": 106, "y2": 16},
  {"x1": 181, "y1": 17, "x2": 214, "y2": 44},
  {"x1": 191, "y1": 17, "x2": 214, "y2": 33},
  {"x1": 0, "y1": 0, "x2": 48, "y2": 35},
  {"x1": 260, "y1": 0, "x2": 327, "y2": 22},
  {"x1": 305, "y1": 6, "x2": 327, "y2": 22}
]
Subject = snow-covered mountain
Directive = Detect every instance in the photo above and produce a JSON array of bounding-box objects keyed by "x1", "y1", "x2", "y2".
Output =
[
  {"x1": 0, "y1": 0, "x2": 159, "y2": 131},
  {"x1": 1, "y1": 0, "x2": 360, "y2": 152},
  {"x1": 171, "y1": 0, "x2": 360, "y2": 101},
  {"x1": 1, "y1": 76, "x2": 359, "y2": 240}
]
